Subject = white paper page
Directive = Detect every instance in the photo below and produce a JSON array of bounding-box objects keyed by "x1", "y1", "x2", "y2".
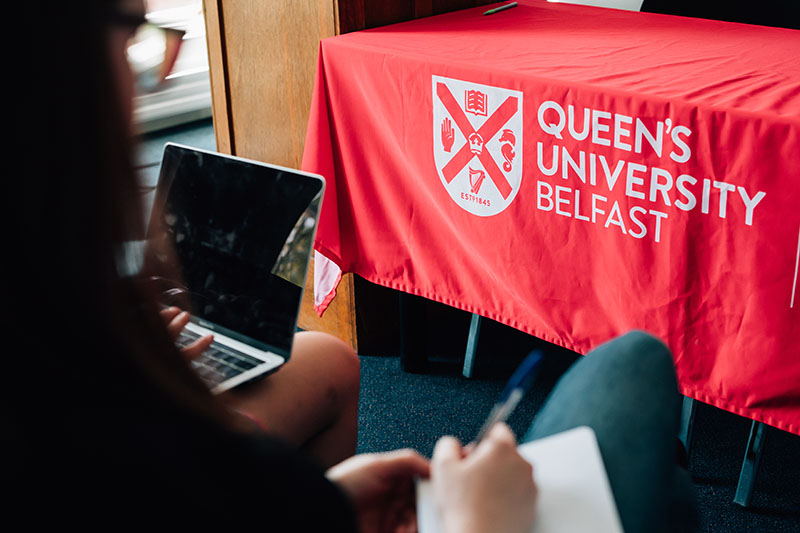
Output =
[{"x1": 416, "y1": 426, "x2": 624, "y2": 533}]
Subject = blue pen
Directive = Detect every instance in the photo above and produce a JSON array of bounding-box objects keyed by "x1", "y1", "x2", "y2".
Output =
[{"x1": 473, "y1": 349, "x2": 543, "y2": 445}]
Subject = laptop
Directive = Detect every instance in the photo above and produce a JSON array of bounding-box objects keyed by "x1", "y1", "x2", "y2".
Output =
[{"x1": 144, "y1": 143, "x2": 325, "y2": 394}]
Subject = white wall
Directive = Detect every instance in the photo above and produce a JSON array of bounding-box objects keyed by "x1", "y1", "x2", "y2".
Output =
[{"x1": 547, "y1": 0, "x2": 644, "y2": 11}]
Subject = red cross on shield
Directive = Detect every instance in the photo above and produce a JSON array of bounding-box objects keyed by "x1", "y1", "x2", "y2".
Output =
[{"x1": 433, "y1": 76, "x2": 523, "y2": 217}]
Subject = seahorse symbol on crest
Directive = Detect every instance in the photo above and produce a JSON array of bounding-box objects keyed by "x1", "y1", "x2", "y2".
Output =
[{"x1": 499, "y1": 129, "x2": 516, "y2": 172}]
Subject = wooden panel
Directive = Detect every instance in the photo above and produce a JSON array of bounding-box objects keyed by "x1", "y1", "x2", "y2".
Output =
[
  {"x1": 415, "y1": 0, "x2": 434, "y2": 18},
  {"x1": 336, "y1": 0, "x2": 366, "y2": 32},
  {"x1": 201, "y1": 0, "x2": 232, "y2": 154},
  {"x1": 365, "y1": 2, "x2": 414, "y2": 28},
  {"x1": 222, "y1": 0, "x2": 336, "y2": 169}
]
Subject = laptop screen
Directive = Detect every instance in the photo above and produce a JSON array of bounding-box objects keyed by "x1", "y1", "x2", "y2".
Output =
[{"x1": 145, "y1": 144, "x2": 324, "y2": 356}]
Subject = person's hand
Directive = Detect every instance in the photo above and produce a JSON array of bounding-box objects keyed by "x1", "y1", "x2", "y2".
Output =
[
  {"x1": 159, "y1": 306, "x2": 213, "y2": 361},
  {"x1": 327, "y1": 449, "x2": 430, "y2": 533},
  {"x1": 431, "y1": 423, "x2": 538, "y2": 533}
]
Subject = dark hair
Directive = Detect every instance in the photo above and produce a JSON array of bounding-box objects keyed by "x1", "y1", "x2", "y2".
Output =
[{"x1": 7, "y1": 1, "x2": 243, "y2": 460}]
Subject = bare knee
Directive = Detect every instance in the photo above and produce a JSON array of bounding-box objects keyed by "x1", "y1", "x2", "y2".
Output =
[{"x1": 294, "y1": 330, "x2": 360, "y2": 394}]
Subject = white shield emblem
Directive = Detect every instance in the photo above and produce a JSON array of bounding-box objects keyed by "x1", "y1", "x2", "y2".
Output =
[{"x1": 433, "y1": 75, "x2": 523, "y2": 217}]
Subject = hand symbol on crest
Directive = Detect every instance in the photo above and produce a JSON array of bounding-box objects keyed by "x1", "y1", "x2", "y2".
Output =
[{"x1": 441, "y1": 117, "x2": 455, "y2": 152}]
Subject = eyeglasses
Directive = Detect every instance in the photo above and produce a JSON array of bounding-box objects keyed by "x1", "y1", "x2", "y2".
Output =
[
  {"x1": 126, "y1": 22, "x2": 186, "y2": 92},
  {"x1": 107, "y1": 2, "x2": 190, "y2": 92}
]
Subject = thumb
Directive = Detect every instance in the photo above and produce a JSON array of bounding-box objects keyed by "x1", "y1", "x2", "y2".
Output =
[
  {"x1": 432, "y1": 436, "x2": 463, "y2": 467},
  {"x1": 486, "y1": 422, "x2": 517, "y2": 446},
  {"x1": 471, "y1": 423, "x2": 517, "y2": 458}
]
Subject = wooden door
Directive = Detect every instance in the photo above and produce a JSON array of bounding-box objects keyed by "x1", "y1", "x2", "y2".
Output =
[{"x1": 202, "y1": 0, "x2": 494, "y2": 350}]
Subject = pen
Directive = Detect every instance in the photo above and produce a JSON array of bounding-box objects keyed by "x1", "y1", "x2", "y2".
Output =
[
  {"x1": 472, "y1": 349, "x2": 543, "y2": 445},
  {"x1": 483, "y1": 1, "x2": 518, "y2": 16}
]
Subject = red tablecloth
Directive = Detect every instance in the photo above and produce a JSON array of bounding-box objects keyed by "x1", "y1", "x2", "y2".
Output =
[{"x1": 302, "y1": 0, "x2": 800, "y2": 435}]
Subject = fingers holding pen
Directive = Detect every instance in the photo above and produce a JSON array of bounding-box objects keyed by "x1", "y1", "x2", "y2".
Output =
[
  {"x1": 431, "y1": 423, "x2": 537, "y2": 533},
  {"x1": 434, "y1": 423, "x2": 516, "y2": 466},
  {"x1": 481, "y1": 421, "x2": 517, "y2": 449}
]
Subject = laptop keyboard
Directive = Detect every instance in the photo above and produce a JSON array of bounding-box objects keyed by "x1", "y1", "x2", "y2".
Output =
[{"x1": 177, "y1": 331, "x2": 262, "y2": 388}]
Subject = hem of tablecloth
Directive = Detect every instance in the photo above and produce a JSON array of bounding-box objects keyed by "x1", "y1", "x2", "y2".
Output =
[
  {"x1": 312, "y1": 244, "x2": 344, "y2": 316},
  {"x1": 315, "y1": 260, "x2": 800, "y2": 438},
  {"x1": 680, "y1": 387, "x2": 799, "y2": 437},
  {"x1": 314, "y1": 269, "x2": 341, "y2": 317}
]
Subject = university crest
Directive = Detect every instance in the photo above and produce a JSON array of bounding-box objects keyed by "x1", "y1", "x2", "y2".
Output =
[{"x1": 432, "y1": 75, "x2": 523, "y2": 216}]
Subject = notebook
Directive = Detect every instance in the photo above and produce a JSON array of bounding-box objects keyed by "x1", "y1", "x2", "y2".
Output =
[
  {"x1": 416, "y1": 426, "x2": 624, "y2": 533},
  {"x1": 144, "y1": 143, "x2": 325, "y2": 394}
]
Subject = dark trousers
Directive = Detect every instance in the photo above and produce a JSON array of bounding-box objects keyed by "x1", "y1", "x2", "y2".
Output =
[{"x1": 525, "y1": 331, "x2": 698, "y2": 533}]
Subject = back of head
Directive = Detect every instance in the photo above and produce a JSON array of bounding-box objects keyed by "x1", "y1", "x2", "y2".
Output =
[
  {"x1": 11, "y1": 1, "x2": 136, "y2": 325},
  {"x1": 6, "y1": 1, "x2": 242, "y2": 493}
]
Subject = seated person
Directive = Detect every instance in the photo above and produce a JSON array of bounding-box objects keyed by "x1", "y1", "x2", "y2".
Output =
[{"x1": 7, "y1": 1, "x2": 695, "y2": 530}]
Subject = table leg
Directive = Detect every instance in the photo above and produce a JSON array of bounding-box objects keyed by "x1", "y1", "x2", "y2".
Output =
[
  {"x1": 462, "y1": 313, "x2": 482, "y2": 378},
  {"x1": 678, "y1": 396, "x2": 697, "y2": 456},
  {"x1": 733, "y1": 420, "x2": 767, "y2": 507}
]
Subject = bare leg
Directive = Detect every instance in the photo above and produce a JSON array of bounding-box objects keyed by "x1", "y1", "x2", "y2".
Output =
[{"x1": 222, "y1": 331, "x2": 360, "y2": 469}]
